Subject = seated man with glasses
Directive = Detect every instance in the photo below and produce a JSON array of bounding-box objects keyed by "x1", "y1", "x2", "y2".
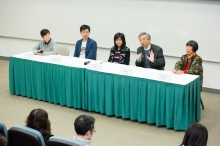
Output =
[
  {"x1": 73, "y1": 115, "x2": 96, "y2": 146},
  {"x1": 73, "y1": 24, "x2": 98, "y2": 60}
]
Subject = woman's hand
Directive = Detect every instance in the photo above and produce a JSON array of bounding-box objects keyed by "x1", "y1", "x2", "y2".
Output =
[
  {"x1": 177, "y1": 70, "x2": 184, "y2": 74},
  {"x1": 173, "y1": 69, "x2": 184, "y2": 74},
  {"x1": 172, "y1": 69, "x2": 177, "y2": 74}
]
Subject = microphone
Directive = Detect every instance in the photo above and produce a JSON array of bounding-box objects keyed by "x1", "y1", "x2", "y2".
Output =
[
  {"x1": 139, "y1": 51, "x2": 143, "y2": 61},
  {"x1": 38, "y1": 50, "x2": 43, "y2": 53},
  {"x1": 84, "y1": 61, "x2": 91, "y2": 65}
]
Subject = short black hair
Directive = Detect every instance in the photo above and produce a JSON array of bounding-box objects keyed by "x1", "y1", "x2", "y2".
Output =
[
  {"x1": 114, "y1": 32, "x2": 126, "y2": 49},
  {"x1": 80, "y1": 25, "x2": 90, "y2": 32},
  {"x1": 40, "y1": 29, "x2": 50, "y2": 37},
  {"x1": 74, "y1": 115, "x2": 95, "y2": 135},
  {"x1": 180, "y1": 123, "x2": 208, "y2": 146},
  {"x1": 186, "y1": 40, "x2": 198, "y2": 52},
  {"x1": 0, "y1": 134, "x2": 7, "y2": 146}
]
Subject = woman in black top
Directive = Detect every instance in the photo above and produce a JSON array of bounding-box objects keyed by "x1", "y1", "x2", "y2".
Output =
[{"x1": 108, "y1": 32, "x2": 130, "y2": 65}]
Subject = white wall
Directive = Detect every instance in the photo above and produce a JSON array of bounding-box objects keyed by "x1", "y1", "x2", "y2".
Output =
[
  {"x1": 0, "y1": 0, "x2": 220, "y2": 62},
  {"x1": 0, "y1": 37, "x2": 219, "y2": 90},
  {"x1": 0, "y1": 0, "x2": 220, "y2": 90}
]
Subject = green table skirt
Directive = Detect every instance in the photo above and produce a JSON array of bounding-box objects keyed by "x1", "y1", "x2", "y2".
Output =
[
  {"x1": 9, "y1": 57, "x2": 201, "y2": 130},
  {"x1": 85, "y1": 69, "x2": 201, "y2": 130},
  {"x1": 9, "y1": 57, "x2": 86, "y2": 109}
]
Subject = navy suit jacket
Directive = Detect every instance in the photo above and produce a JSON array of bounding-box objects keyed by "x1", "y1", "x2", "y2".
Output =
[{"x1": 74, "y1": 38, "x2": 97, "y2": 60}]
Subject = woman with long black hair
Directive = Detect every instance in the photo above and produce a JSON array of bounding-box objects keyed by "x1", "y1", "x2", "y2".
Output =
[{"x1": 108, "y1": 32, "x2": 130, "y2": 65}]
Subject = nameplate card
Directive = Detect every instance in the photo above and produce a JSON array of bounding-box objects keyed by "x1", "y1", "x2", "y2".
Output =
[
  {"x1": 24, "y1": 53, "x2": 34, "y2": 59},
  {"x1": 157, "y1": 74, "x2": 171, "y2": 81},
  {"x1": 89, "y1": 63, "x2": 102, "y2": 71},
  {"x1": 120, "y1": 68, "x2": 133, "y2": 75},
  {"x1": 49, "y1": 56, "x2": 61, "y2": 63}
]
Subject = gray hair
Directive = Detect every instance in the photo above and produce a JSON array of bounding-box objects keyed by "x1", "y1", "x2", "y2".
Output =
[{"x1": 138, "y1": 32, "x2": 151, "y2": 40}]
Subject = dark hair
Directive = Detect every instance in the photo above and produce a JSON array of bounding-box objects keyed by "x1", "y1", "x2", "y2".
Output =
[
  {"x1": 180, "y1": 123, "x2": 208, "y2": 146},
  {"x1": 74, "y1": 115, "x2": 95, "y2": 136},
  {"x1": 80, "y1": 25, "x2": 90, "y2": 32},
  {"x1": 186, "y1": 40, "x2": 198, "y2": 52},
  {"x1": 26, "y1": 108, "x2": 51, "y2": 142},
  {"x1": 0, "y1": 134, "x2": 7, "y2": 146},
  {"x1": 114, "y1": 32, "x2": 126, "y2": 49},
  {"x1": 40, "y1": 29, "x2": 50, "y2": 37}
]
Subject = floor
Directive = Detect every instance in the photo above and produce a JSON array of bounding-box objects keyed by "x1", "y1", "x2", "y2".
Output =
[{"x1": 0, "y1": 59, "x2": 220, "y2": 146}]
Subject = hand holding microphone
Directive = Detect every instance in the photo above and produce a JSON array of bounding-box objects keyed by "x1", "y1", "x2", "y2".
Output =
[
  {"x1": 38, "y1": 50, "x2": 43, "y2": 53},
  {"x1": 137, "y1": 51, "x2": 143, "y2": 61},
  {"x1": 34, "y1": 50, "x2": 43, "y2": 56}
]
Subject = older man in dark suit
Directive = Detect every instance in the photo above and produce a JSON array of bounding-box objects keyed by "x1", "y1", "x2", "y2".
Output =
[{"x1": 135, "y1": 32, "x2": 165, "y2": 70}]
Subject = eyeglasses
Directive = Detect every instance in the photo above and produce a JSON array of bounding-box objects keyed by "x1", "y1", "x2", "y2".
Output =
[
  {"x1": 81, "y1": 31, "x2": 90, "y2": 34},
  {"x1": 91, "y1": 129, "x2": 96, "y2": 133}
]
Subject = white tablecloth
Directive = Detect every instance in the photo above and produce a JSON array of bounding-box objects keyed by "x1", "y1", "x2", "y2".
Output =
[{"x1": 13, "y1": 52, "x2": 199, "y2": 85}]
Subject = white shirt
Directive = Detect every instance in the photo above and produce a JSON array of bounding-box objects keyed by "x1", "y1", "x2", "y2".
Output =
[
  {"x1": 79, "y1": 41, "x2": 87, "y2": 58},
  {"x1": 72, "y1": 136, "x2": 91, "y2": 146},
  {"x1": 144, "y1": 43, "x2": 151, "y2": 51}
]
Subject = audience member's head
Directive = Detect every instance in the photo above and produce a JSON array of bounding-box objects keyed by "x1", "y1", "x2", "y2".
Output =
[
  {"x1": 26, "y1": 108, "x2": 51, "y2": 142},
  {"x1": 74, "y1": 115, "x2": 95, "y2": 140},
  {"x1": 0, "y1": 134, "x2": 7, "y2": 146},
  {"x1": 180, "y1": 123, "x2": 208, "y2": 146}
]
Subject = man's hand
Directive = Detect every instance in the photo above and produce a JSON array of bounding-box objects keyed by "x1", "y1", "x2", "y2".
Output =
[
  {"x1": 147, "y1": 50, "x2": 154, "y2": 62},
  {"x1": 34, "y1": 52, "x2": 42, "y2": 56}
]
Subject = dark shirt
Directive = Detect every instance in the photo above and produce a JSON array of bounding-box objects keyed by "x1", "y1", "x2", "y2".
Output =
[
  {"x1": 45, "y1": 39, "x2": 51, "y2": 45},
  {"x1": 113, "y1": 50, "x2": 121, "y2": 63},
  {"x1": 144, "y1": 50, "x2": 150, "y2": 68},
  {"x1": 108, "y1": 46, "x2": 130, "y2": 65},
  {"x1": 44, "y1": 134, "x2": 54, "y2": 143}
]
